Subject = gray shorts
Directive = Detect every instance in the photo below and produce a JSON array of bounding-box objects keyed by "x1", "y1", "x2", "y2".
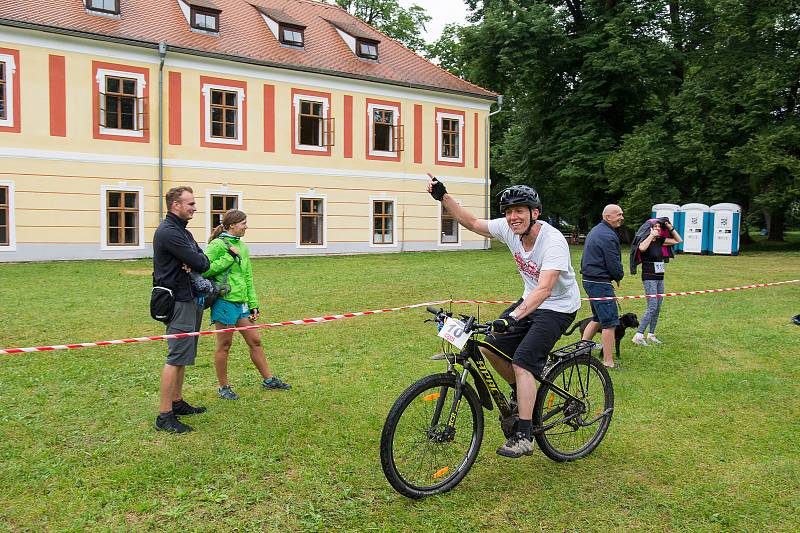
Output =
[{"x1": 165, "y1": 299, "x2": 204, "y2": 366}]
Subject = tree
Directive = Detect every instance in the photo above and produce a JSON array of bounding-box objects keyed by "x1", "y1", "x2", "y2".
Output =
[
  {"x1": 432, "y1": 1, "x2": 800, "y2": 239},
  {"x1": 453, "y1": 1, "x2": 679, "y2": 228},
  {"x1": 333, "y1": 0, "x2": 431, "y2": 53}
]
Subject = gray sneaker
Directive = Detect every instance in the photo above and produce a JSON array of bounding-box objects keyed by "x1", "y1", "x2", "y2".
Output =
[
  {"x1": 496, "y1": 432, "x2": 534, "y2": 458},
  {"x1": 218, "y1": 385, "x2": 239, "y2": 400},
  {"x1": 646, "y1": 334, "x2": 664, "y2": 345},
  {"x1": 262, "y1": 376, "x2": 291, "y2": 390}
]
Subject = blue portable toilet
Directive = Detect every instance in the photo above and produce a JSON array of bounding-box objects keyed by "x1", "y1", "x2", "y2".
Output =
[
  {"x1": 709, "y1": 203, "x2": 741, "y2": 255},
  {"x1": 679, "y1": 203, "x2": 710, "y2": 254},
  {"x1": 651, "y1": 203, "x2": 684, "y2": 252}
]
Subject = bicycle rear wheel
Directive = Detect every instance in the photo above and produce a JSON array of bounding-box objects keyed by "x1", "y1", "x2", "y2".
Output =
[
  {"x1": 533, "y1": 355, "x2": 613, "y2": 462},
  {"x1": 380, "y1": 373, "x2": 484, "y2": 499}
]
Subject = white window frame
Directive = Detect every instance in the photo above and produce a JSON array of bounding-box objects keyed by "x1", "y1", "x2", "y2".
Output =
[
  {"x1": 202, "y1": 83, "x2": 245, "y2": 146},
  {"x1": 437, "y1": 111, "x2": 464, "y2": 164},
  {"x1": 293, "y1": 93, "x2": 329, "y2": 152},
  {"x1": 205, "y1": 188, "x2": 243, "y2": 240},
  {"x1": 367, "y1": 103, "x2": 399, "y2": 158},
  {"x1": 100, "y1": 184, "x2": 145, "y2": 250},
  {"x1": 96, "y1": 68, "x2": 146, "y2": 138},
  {"x1": 438, "y1": 199, "x2": 463, "y2": 247},
  {"x1": 86, "y1": 0, "x2": 119, "y2": 15},
  {"x1": 0, "y1": 180, "x2": 16, "y2": 251},
  {"x1": 369, "y1": 196, "x2": 398, "y2": 248},
  {"x1": 296, "y1": 192, "x2": 327, "y2": 249},
  {"x1": 0, "y1": 53, "x2": 17, "y2": 129}
]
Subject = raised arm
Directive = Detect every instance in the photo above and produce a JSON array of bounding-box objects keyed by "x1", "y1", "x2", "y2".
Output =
[
  {"x1": 426, "y1": 174, "x2": 491, "y2": 238},
  {"x1": 662, "y1": 219, "x2": 682, "y2": 245}
]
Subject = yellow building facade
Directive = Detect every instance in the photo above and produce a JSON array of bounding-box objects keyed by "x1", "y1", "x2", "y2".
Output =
[{"x1": 0, "y1": 1, "x2": 497, "y2": 262}]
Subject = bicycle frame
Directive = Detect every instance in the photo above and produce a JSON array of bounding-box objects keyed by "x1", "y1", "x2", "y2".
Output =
[{"x1": 436, "y1": 335, "x2": 598, "y2": 436}]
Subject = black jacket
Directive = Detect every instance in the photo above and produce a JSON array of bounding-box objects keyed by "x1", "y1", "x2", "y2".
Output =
[
  {"x1": 580, "y1": 220, "x2": 624, "y2": 283},
  {"x1": 153, "y1": 212, "x2": 210, "y2": 302}
]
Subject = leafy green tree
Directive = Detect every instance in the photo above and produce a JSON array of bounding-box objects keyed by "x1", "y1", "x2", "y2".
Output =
[{"x1": 333, "y1": 0, "x2": 431, "y2": 53}]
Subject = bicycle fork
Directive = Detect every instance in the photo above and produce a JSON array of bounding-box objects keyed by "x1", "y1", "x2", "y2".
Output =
[{"x1": 428, "y1": 365, "x2": 472, "y2": 442}]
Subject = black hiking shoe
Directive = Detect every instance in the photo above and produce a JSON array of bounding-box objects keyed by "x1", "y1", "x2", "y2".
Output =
[
  {"x1": 155, "y1": 412, "x2": 193, "y2": 433},
  {"x1": 172, "y1": 399, "x2": 207, "y2": 416}
]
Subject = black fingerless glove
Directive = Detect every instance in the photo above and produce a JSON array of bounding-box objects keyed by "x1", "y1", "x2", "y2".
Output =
[
  {"x1": 492, "y1": 317, "x2": 517, "y2": 333},
  {"x1": 430, "y1": 178, "x2": 448, "y2": 201},
  {"x1": 250, "y1": 307, "x2": 259, "y2": 315}
]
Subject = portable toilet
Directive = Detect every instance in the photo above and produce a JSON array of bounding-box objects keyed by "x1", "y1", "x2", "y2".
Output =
[
  {"x1": 679, "y1": 203, "x2": 710, "y2": 254},
  {"x1": 651, "y1": 203, "x2": 684, "y2": 252},
  {"x1": 709, "y1": 203, "x2": 741, "y2": 255}
]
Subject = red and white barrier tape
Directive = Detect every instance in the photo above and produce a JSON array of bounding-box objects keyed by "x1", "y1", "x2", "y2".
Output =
[
  {"x1": 1, "y1": 280, "x2": 797, "y2": 355},
  {"x1": 454, "y1": 279, "x2": 800, "y2": 304}
]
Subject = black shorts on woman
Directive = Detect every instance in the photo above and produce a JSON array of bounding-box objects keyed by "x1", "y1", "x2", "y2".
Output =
[{"x1": 478, "y1": 299, "x2": 577, "y2": 377}]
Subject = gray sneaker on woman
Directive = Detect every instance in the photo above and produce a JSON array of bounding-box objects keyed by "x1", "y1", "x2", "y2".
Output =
[
  {"x1": 262, "y1": 376, "x2": 291, "y2": 390},
  {"x1": 218, "y1": 385, "x2": 239, "y2": 400}
]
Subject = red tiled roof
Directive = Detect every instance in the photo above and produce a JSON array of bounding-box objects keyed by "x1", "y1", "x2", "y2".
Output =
[{"x1": 0, "y1": 0, "x2": 496, "y2": 99}]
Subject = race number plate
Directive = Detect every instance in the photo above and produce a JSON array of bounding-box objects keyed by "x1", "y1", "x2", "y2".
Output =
[
  {"x1": 437, "y1": 317, "x2": 470, "y2": 350},
  {"x1": 654, "y1": 261, "x2": 665, "y2": 274}
]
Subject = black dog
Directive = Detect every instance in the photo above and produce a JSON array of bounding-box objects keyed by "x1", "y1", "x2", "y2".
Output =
[{"x1": 564, "y1": 312, "x2": 640, "y2": 360}]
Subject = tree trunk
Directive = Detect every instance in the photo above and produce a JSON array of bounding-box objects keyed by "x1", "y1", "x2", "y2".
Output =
[{"x1": 767, "y1": 209, "x2": 785, "y2": 241}]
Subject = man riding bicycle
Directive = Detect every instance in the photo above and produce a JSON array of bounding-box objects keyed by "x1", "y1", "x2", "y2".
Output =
[{"x1": 427, "y1": 176, "x2": 581, "y2": 458}]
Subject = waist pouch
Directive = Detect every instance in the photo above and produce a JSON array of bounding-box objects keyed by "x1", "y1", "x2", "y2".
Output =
[{"x1": 150, "y1": 286, "x2": 175, "y2": 323}]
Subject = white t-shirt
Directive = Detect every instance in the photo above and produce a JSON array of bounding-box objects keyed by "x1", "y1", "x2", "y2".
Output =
[{"x1": 487, "y1": 219, "x2": 581, "y2": 313}]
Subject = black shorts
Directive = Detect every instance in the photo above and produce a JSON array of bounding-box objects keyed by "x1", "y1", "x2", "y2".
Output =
[{"x1": 478, "y1": 300, "x2": 576, "y2": 377}]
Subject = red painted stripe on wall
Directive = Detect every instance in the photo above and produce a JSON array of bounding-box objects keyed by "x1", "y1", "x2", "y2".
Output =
[
  {"x1": 344, "y1": 95, "x2": 353, "y2": 158},
  {"x1": 48, "y1": 55, "x2": 66, "y2": 137},
  {"x1": 168, "y1": 72, "x2": 182, "y2": 145},
  {"x1": 264, "y1": 84, "x2": 275, "y2": 152},
  {"x1": 474, "y1": 112, "x2": 479, "y2": 169},
  {"x1": 413, "y1": 104, "x2": 423, "y2": 164}
]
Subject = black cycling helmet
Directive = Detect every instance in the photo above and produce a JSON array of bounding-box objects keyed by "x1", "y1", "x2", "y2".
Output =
[{"x1": 498, "y1": 185, "x2": 542, "y2": 214}]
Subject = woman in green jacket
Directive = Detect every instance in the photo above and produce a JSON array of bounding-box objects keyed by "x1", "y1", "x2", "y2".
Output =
[{"x1": 204, "y1": 209, "x2": 291, "y2": 400}]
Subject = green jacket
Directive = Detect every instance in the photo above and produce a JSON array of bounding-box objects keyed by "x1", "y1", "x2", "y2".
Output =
[{"x1": 202, "y1": 235, "x2": 259, "y2": 309}]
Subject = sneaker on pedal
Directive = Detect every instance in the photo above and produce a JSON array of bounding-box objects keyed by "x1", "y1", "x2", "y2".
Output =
[
  {"x1": 218, "y1": 385, "x2": 239, "y2": 400},
  {"x1": 155, "y1": 412, "x2": 193, "y2": 433},
  {"x1": 496, "y1": 432, "x2": 534, "y2": 458},
  {"x1": 262, "y1": 376, "x2": 291, "y2": 390},
  {"x1": 172, "y1": 399, "x2": 207, "y2": 415}
]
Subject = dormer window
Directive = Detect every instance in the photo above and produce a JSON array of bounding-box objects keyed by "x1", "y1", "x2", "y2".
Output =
[
  {"x1": 191, "y1": 7, "x2": 219, "y2": 31},
  {"x1": 357, "y1": 39, "x2": 378, "y2": 60},
  {"x1": 327, "y1": 19, "x2": 381, "y2": 61},
  {"x1": 280, "y1": 24, "x2": 305, "y2": 47},
  {"x1": 254, "y1": 6, "x2": 306, "y2": 49},
  {"x1": 86, "y1": 0, "x2": 120, "y2": 15},
  {"x1": 178, "y1": 0, "x2": 221, "y2": 33}
]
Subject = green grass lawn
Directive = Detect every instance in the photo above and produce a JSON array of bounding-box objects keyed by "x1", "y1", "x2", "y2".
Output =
[{"x1": 1, "y1": 238, "x2": 799, "y2": 531}]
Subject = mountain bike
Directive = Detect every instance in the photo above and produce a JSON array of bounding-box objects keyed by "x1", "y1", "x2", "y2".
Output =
[{"x1": 379, "y1": 306, "x2": 614, "y2": 499}]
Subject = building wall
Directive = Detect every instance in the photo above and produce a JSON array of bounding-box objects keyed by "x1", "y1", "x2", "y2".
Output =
[{"x1": 0, "y1": 26, "x2": 492, "y2": 262}]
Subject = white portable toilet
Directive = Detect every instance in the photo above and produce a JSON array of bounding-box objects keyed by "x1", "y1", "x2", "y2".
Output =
[
  {"x1": 679, "y1": 203, "x2": 710, "y2": 254},
  {"x1": 651, "y1": 203, "x2": 683, "y2": 252},
  {"x1": 709, "y1": 203, "x2": 741, "y2": 255}
]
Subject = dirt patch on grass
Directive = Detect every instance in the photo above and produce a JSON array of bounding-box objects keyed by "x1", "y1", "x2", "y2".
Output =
[{"x1": 121, "y1": 269, "x2": 152, "y2": 276}]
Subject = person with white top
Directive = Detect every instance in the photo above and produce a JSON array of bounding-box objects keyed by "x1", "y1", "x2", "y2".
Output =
[{"x1": 427, "y1": 176, "x2": 580, "y2": 459}]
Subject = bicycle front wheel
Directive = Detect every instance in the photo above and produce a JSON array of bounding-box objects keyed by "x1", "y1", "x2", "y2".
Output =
[
  {"x1": 380, "y1": 373, "x2": 484, "y2": 499},
  {"x1": 533, "y1": 355, "x2": 614, "y2": 462}
]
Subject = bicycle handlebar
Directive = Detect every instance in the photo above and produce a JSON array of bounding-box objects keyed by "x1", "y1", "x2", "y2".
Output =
[{"x1": 426, "y1": 307, "x2": 493, "y2": 335}]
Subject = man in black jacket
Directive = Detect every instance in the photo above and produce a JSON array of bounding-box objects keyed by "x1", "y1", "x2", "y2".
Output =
[
  {"x1": 580, "y1": 204, "x2": 625, "y2": 369},
  {"x1": 153, "y1": 186, "x2": 212, "y2": 433}
]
